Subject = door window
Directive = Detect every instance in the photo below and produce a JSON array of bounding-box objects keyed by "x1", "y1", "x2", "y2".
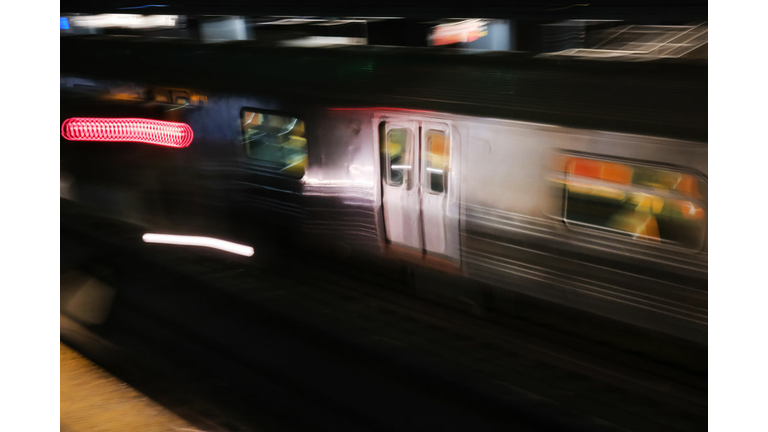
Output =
[
  {"x1": 425, "y1": 130, "x2": 449, "y2": 194},
  {"x1": 380, "y1": 126, "x2": 413, "y2": 189}
]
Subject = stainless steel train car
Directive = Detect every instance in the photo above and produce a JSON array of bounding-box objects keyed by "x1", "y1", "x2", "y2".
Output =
[{"x1": 60, "y1": 37, "x2": 707, "y2": 344}]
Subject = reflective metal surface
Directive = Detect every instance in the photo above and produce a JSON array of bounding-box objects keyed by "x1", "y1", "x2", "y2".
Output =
[{"x1": 60, "y1": 42, "x2": 707, "y2": 343}]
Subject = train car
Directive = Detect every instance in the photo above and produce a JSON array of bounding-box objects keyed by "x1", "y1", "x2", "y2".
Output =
[{"x1": 60, "y1": 37, "x2": 707, "y2": 344}]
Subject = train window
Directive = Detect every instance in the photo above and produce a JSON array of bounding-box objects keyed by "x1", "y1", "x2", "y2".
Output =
[
  {"x1": 381, "y1": 126, "x2": 413, "y2": 188},
  {"x1": 241, "y1": 110, "x2": 307, "y2": 178},
  {"x1": 562, "y1": 156, "x2": 706, "y2": 250},
  {"x1": 425, "y1": 130, "x2": 449, "y2": 194}
]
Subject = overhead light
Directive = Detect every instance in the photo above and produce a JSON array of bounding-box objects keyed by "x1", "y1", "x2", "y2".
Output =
[
  {"x1": 278, "y1": 36, "x2": 367, "y2": 47},
  {"x1": 69, "y1": 14, "x2": 179, "y2": 30},
  {"x1": 428, "y1": 19, "x2": 489, "y2": 46}
]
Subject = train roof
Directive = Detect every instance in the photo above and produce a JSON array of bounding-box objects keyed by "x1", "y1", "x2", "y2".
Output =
[{"x1": 61, "y1": 36, "x2": 707, "y2": 142}]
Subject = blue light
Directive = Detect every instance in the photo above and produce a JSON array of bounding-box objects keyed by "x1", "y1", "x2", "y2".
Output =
[{"x1": 60, "y1": 17, "x2": 70, "y2": 30}]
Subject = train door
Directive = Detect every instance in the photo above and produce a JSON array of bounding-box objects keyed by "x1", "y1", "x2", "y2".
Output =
[
  {"x1": 380, "y1": 120, "x2": 422, "y2": 251},
  {"x1": 379, "y1": 117, "x2": 460, "y2": 265}
]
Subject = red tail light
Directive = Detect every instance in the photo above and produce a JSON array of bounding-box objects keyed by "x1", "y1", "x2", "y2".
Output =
[{"x1": 61, "y1": 118, "x2": 193, "y2": 148}]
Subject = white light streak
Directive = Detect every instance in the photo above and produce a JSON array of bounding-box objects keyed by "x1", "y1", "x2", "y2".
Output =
[
  {"x1": 277, "y1": 36, "x2": 367, "y2": 47},
  {"x1": 70, "y1": 14, "x2": 179, "y2": 29},
  {"x1": 426, "y1": 167, "x2": 445, "y2": 173},
  {"x1": 260, "y1": 18, "x2": 325, "y2": 25},
  {"x1": 259, "y1": 18, "x2": 366, "y2": 26},
  {"x1": 391, "y1": 165, "x2": 412, "y2": 170},
  {"x1": 142, "y1": 233, "x2": 254, "y2": 257},
  {"x1": 314, "y1": 20, "x2": 367, "y2": 26}
]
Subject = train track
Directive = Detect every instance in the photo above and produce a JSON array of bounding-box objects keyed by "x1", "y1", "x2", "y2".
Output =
[{"x1": 60, "y1": 202, "x2": 706, "y2": 431}]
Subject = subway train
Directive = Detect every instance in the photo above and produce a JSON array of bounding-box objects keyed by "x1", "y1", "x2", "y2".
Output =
[{"x1": 60, "y1": 37, "x2": 707, "y2": 344}]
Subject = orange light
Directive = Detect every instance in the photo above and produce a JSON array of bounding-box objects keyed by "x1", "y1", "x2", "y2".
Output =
[
  {"x1": 602, "y1": 163, "x2": 633, "y2": 185},
  {"x1": 569, "y1": 158, "x2": 603, "y2": 179},
  {"x1": 676, "y1": 174, "x2": 702, "y2": 199}
]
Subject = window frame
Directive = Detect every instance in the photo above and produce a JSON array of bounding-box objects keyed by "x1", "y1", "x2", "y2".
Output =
[
  {"x1": 559, "y1": 151, "x2": 708, "y2": 253},
  {"x1": 239, "y1": 107, "x2": 308, "y2": 179}
]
